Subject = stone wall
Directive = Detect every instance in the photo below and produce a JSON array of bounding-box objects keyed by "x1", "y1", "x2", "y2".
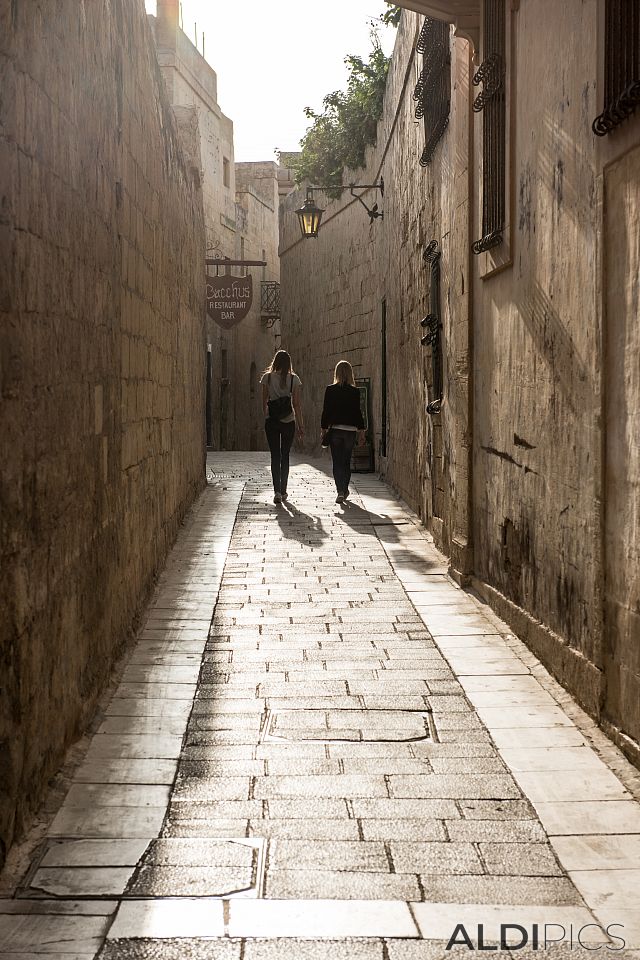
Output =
[
  {"x1": 233, "y1": 163, "x2": 282, "y2": 452},
  {"x1": 151, "y1": 6, "x2": 281, "y2": 454},
  {"x1": 150, "y1": 3, "x2": 236, "y2": 453},
  {"x1": 601, "y1": 145, "x2": 640, "y2": 753},
  {"x1": 0, "y1": 0, "x2": 206, "y2": 866},
  {"x1": 280, "y1": 3, "x2": 640, "y2": 763},
  {"x1": 280, "y1": 13, "x2": 471, "y2": 563},
  {"x1": 469, "y1": 0, "x2": 639, "y2": 753}
]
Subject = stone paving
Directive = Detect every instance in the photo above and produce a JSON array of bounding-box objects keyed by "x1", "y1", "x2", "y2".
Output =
[{"x1": 1, "y1": 453, "x2": 640, "y2": 957}]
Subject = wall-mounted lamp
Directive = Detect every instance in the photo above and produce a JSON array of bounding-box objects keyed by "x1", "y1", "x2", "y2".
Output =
[
  {"x1": 295, "y1": 179, "x2": 384, "y2": 239},
  {"x1": 295, "y1": 190, "x2": 325, "y2": 239}
]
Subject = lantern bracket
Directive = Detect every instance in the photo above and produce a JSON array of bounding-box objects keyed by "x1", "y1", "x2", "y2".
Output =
[
  {"x1": 298, "y1": 178, "x2": 384, "y2": 237},
  {"x1": 350, "y1": 178, "x2": 384, "y2": 223}
]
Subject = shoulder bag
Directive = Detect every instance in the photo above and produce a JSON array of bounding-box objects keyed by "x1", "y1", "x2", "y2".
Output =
[{"x1": 267, "y1": 373, "x2": 294, "y2": 421}]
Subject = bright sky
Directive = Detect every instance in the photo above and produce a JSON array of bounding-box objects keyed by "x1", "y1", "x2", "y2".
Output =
[{"x1": 144, "y1": 0, "x2": 397, "y2": 161}]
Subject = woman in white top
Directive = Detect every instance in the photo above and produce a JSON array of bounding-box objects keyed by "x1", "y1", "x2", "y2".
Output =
[{"x1": 260, "y1": 350, "x2": 303, "y2": 503}]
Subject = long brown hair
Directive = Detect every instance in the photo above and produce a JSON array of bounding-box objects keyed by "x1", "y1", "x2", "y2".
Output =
[
  {"x1": 333, "y1": 360, "x2": 355, "y2": 386},
  {"x1": 266, "y1": 350, "x2": 294, "y2": 387}
]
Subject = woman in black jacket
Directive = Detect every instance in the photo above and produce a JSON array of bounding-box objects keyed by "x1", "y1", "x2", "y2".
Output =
[{"x1": 321, "y1": 360, "x2": 365, "y2": 503}]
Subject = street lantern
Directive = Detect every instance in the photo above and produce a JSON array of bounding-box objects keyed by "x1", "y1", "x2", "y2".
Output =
[
  {"x1": 294, "y1": 179, "x2": 384, "y2": 239},
  {"x1": 295, "y1": 189, "x2": 324, "y2": 239}
]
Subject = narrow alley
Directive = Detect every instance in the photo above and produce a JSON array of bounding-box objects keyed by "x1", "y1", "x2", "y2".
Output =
[
  {"x1": 2, "y1": 0, "x2": 640, "y2": 954},
  {"x1": 2, "y1": 457, "x2": 639, "y2": 956}
]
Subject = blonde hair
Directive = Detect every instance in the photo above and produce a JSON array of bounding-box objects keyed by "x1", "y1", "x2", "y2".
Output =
[
  {"x1": 333, "y1": 360, "x2": 355, "y2": 386},
  {"x1": 264, "y1": 350, "x2": 294, "y2": 387}
]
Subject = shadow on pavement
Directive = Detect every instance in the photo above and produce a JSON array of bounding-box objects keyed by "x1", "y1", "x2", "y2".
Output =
[
  {"x1": 274, "y1": 500, "x2": 330, "y2": 545},
  {"x1": 339, "y1": 499, "x2": 444, "y2": 571},
  {"x1": 336, "y1": 498, "x2": 381, "y2": 527}
]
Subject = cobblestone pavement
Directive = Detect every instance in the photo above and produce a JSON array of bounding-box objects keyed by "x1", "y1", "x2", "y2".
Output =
[{"x1": 2, "y1": 454, "x2": 640, "y2": 958}]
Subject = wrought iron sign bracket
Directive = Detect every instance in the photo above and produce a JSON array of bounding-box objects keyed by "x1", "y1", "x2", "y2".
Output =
[{"x1": 206, "y1": 257, "x2": 266, "y2": 277}]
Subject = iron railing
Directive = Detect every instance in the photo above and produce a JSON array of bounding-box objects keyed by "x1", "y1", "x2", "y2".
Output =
[
  {"x1": 593, "y1": 0, "x2": 640, "y2": 136},
  {"x1": 420, "y1": 240, "x2": 443, "y2": 415},
  {"x1": 472, "y1": 0, "x2": 506, "y2": 255},
  {"x1": 260, "y1": 281, "x2": 280, "y2": 319},
  {"x1": 414, "y1": 18, "x2": 451, "y2": 166}
]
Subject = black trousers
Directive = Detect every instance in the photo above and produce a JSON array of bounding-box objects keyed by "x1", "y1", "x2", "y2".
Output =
[
  {"x1": 329, "y1": 428, "x2": 356, "y2": 494},
  {"x1": 265, "y1": 418, "x2": 296, "y2": 493}
]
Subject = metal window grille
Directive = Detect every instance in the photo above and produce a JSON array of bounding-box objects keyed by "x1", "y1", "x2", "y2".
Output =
[
  {"x1": 260, "y1": 281, "x2": 280, "y2": 319},
  {"x1": 472, "y1": 0, "x2": 506, "y2": 255},
  {"x1": 420, "y1": 240, "x2": 443, "y2": 415},
  {"x1": 413, "y1": 18, "x2": 451, "y2": 166},
  {"x1": 593, "y1": 0, "x2": 640, "y2": 136}
]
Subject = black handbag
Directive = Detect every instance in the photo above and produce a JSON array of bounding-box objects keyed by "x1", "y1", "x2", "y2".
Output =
[{"x1": 267, "y1": 374, "x2": 294, "y2": 420}]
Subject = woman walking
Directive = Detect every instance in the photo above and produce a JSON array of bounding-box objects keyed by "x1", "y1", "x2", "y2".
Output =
[
  {"x1": 321, "y1": 360, "x2": 365, "y2": 504},
  {"x1": 261, "y1": 350, "x2": 303, "y2": 503}
]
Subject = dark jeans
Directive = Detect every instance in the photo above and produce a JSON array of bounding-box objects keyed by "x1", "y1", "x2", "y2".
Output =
[
  {"x1": 265, "y1": 418, "x2": 296, "y2": 493},
  {"x1": 329, "y1": 428, "x2": 356, "y2": 494}
]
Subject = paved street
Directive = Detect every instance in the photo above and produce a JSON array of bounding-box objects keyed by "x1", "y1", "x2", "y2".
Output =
[{"x1": 2, "y1": 453, "x2": 640, "y2": 957}]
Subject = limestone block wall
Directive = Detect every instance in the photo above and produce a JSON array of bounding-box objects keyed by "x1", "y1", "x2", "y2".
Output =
[
  {"x1": 0, "y1": 0, "x2": 205, "y2": 866},
  {"x1": 168, "y1": 36, "x2": 236, "y2": 256},
  {"x1": 378, "y1": 29, "x2": 471, "y2": 566},
  {"x1": 470, "y1": 0, "x2": 604, "y2": 710},
  {"x1": 150, "y1": 6, "x2": 236, "y2": 452},
  {"x1": 279, "y1": 193, "x2": 381, "y2": 454},
  {"x1": 166, "y1": 34, "x2": 236, "y2": 455},
  {"x1": 470, "y1": 0, "x2": 640, "y2": 752},
  {"x1": 280, "y1": 13, "x2": 471, "y2": 561},
  {"x1": 602, "y1": 144, "x2": 640, "y2": 753},
  {"x1": 151, "y1": 10, "x2": 281, "y2": 454},
  {"x1": 233, "y1": 164, "x2": 282, "y2": 452},
  {"x1": 280, "y1": 1, "x2": 640, "y2": 762},
  {"x1": 207, "y1": 168, "x2": 281, "y2": 453}
]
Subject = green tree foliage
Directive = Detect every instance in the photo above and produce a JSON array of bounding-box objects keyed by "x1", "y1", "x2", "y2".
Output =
[
  {"x1": 292, "y1": 37, "x2": 391, "y2": 197},
  {"x1": 381, "y1": 4, "x2": 402, "y2": 26}
]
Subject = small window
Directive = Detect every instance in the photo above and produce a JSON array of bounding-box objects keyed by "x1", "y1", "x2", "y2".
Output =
[
  {"x1": 223, "y1": 157, "x2": 230, "y2": 188},
  {"x1": 413, "y1": 18, "x2": 451, "y2": 166},
  {"x1": 593, "y1": 0, "x2": 640, "y2": 136},
  {"x1": 472, "y1": 0, "x2": 506, "y2": 255}
]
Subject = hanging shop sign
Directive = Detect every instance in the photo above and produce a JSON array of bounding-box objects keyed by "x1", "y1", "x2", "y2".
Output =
[{"x1": 206, "y1": 274, "x2": 253, "y2": 329}]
